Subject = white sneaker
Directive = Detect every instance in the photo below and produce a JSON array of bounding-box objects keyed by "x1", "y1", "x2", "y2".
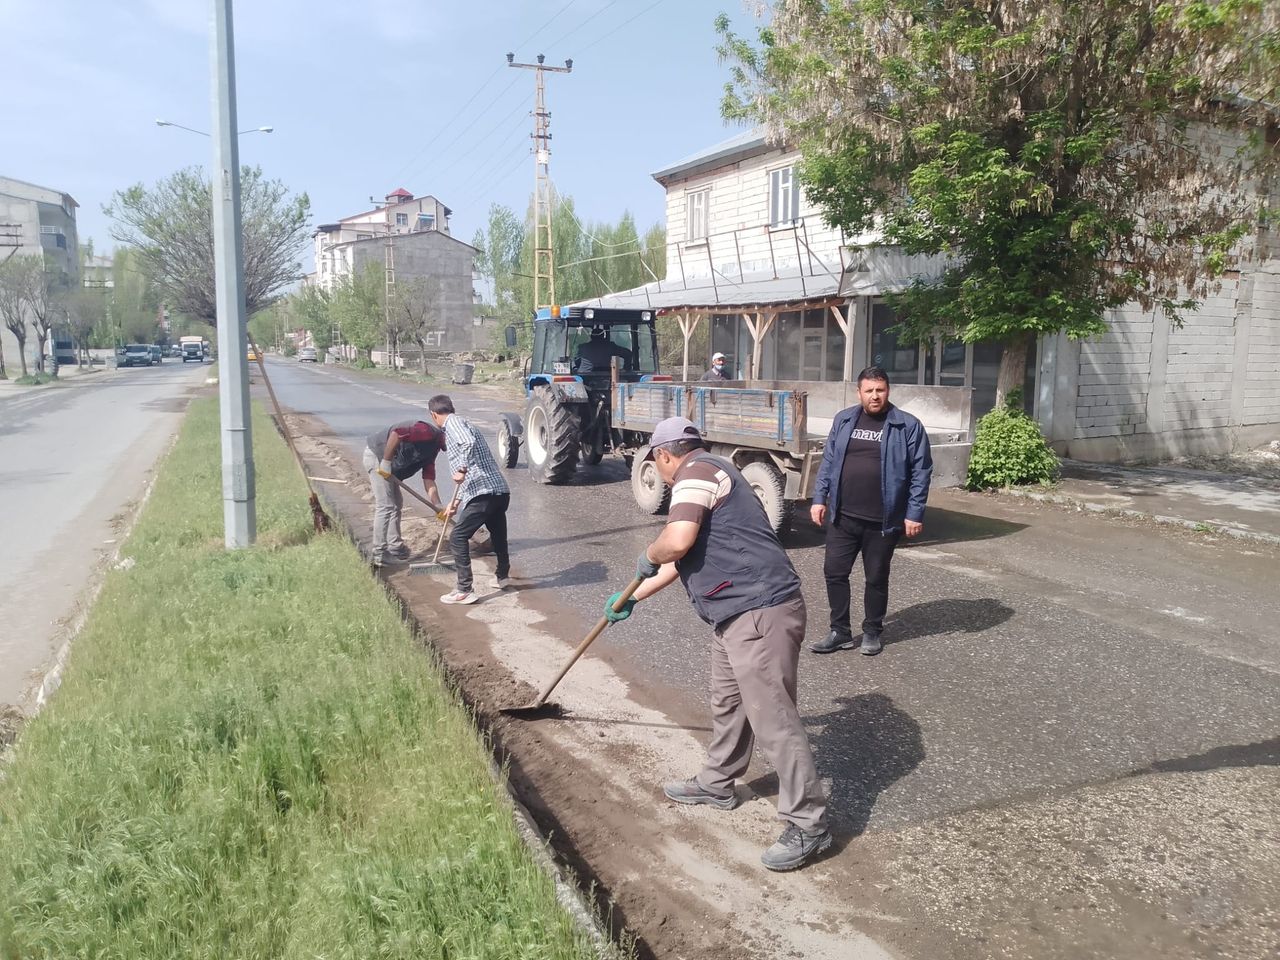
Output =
[
  {"x1": 496, "y1": 576, "x2": 514, "y2": 589},
  {"x1": 440, "y1": 590, "x2": 478, "y2": 605}
]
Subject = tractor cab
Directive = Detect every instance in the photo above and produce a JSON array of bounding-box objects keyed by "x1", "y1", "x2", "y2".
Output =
[{"x1": 529, "y1": 306, "x2": 659, "y2": 389}]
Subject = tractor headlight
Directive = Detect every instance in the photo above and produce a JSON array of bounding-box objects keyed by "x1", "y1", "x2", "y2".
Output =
[
  {"x1": 641, "y1": 311, "x2": 652, "y2": 321},
  {"x1": 584, "y1": 308, "x2": 594, "y2": 319}
]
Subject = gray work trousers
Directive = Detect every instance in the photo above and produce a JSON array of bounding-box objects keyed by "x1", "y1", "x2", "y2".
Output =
[
  {"x1": 363, "y1": 448, "x2": 405, "y2": 559},
  {"x1": 697, "y1": 591, "x2": 828, "y2": 832}
]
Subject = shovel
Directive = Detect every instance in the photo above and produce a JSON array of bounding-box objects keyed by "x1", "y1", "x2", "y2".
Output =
[
  {"x1": 408, "y1": 484, "x2": 464, "y2": 574},
  {"x1": 501, "y1": 576, "x2": 646, "y2": 719}
]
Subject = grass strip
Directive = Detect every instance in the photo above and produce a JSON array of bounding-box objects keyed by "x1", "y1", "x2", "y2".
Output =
[{"x1": 0, "y1": 398, "x2": 603, "y2": 960}]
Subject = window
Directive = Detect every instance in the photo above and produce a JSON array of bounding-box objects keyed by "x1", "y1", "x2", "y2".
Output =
[
  {"x1": 769, "y1": 165, "x2": 801, "y2": 227},
  {"x1": 686, "y1": 189, "x2": 709, "y2": 242},
  {"x1": 418, "y1": 213, "x2": 435, "y2": 231},
  {"x1": 356, "y1": 232, "x2": 372, "y2": 240},
  {"x1": 395, "y1": 212, "x2": 408, "y2": 226}
]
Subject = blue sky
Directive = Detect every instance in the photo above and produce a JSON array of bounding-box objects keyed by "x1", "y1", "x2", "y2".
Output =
[{"x1": 0, "y1": 0, "x2": 757, "y2": 267}]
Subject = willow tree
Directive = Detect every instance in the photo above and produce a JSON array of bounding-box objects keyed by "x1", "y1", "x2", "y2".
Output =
[{"x1": 719, "y1": 0, "x2": 1280, "y2": 403}]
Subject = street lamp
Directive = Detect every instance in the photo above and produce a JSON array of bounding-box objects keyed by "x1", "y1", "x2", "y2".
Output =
[{"x1": 155, "y1": 118, "x2": 273, "y2": 136}]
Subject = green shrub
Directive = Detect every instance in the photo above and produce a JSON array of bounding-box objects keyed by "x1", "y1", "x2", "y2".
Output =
[
  {"x1": 354, "y1": 356, "x2": 375, "y2": 369},
  {"x1": 14, "y1": 372, "x2": 57, "y2": 386},
  {"x1": 966, "y1": 403, "x2": 1060, "y2": 490}
]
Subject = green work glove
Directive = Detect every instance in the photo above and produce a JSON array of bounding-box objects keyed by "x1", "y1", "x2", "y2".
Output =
[
  {"x1": 636, "y1": 551, "x2": 660, "y2": 580},
  {"x1": 604, "y1": 592, "x2": 637, "y2": 623}
]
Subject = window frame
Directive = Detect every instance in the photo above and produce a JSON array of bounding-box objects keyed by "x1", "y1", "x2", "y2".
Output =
[
  {"x1": 768, "y1": 164, "x2": 801, "y2": 228},
  {"x1": 685, "y1": 188, "x2": 710, "y2": 244}
]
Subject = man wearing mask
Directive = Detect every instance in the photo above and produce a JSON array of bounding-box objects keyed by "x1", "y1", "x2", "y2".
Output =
[
  {"x1": 700, "y1": 352, "x2": 731, "y2": 381},
  {"x1": 809, "y1": 367, "x2": 933, "y2": 656}
]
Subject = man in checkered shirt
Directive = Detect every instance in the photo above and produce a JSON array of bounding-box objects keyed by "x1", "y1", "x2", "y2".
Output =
[{"x1": 428, "y1": 394, "x2": 511, "y2": 605}]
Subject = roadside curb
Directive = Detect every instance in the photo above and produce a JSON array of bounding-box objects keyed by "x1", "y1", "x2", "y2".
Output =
[
  {"x1": 278, "y1": 418, "x2": 622, "y2": 959},
  {"x1": 995, "y1": 486, "x2": 1280, "y2": 546}
]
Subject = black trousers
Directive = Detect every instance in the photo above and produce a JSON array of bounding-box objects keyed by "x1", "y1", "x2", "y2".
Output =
[
  {"x1": 822, "y1": 515, "x2": 901, "y2": 637},
  {"x1": 450, "y1": 493, "x2": 510, "y2": 593}
]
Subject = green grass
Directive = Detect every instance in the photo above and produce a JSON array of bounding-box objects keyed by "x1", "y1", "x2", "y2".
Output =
[
  {"x1": 13, "y1": 371, "x2": 58, "y2": 386},
  {"x1": 0, "y1": 399, "x2": 603, "y2": 960}
]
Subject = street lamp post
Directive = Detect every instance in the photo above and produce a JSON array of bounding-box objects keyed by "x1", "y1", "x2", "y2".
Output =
[{"x1": 210, "y1": 0, "x2": 254, "y2": 548}]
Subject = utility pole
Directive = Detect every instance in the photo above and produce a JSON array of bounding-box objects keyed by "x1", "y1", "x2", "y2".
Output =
[
  {"x1": 211, "y1": 0, "x2": 255, "y2": 547},
  {"x1": 507, "y1": 52, "x2": 571, "y2": 311},
  {"x1": 369, "y1": 195, "x2": 397, "y2": 369}
]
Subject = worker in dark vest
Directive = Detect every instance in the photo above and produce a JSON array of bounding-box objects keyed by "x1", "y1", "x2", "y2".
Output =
[
  {"x1": 602, "y1": 416, "x2": 830, "y2": 871},
  {"x1": 363, "y1": 419, "x2": 446, "y2": 567},
  {"x1": 700, "y1": 351, "x2": 730, "y2": 381},
  {"x1": 574, "y1": 325, "x2": 631, "y2": 374},
  {"x1": 809, "y1": 366, "x2": 933, "y2": 655}
]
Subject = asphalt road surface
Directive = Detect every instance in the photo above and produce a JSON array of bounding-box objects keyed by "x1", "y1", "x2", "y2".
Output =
[
  {"x1": 262, "y1": 358, "x2": 1280, "y2": 957},
  {"x1": 0, "y1": 362, "x2": 206, "y2": 710}
]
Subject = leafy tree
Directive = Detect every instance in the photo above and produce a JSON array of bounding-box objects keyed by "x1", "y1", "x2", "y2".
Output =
[
  {"x1": 0, "y1": 256, "x2": 37, "y2": 378},
  {"x1": 720, "y1": 0, "x2": 1280, "y2": 404},
  {"x1": 330, "y1": 262, "x2": 384, "y2": 363},
  {"x1": 105, "y1": 166, "x2": 310, "y2": 325},
  {"x1": 389, "y1": 276, "x2": 445, "y2": 374},
  {"x1": 292, "y1": 285, "x2": 332, "y2": 353},
  {"x1": 64, "y1": 288, "x2": 109, "y2": 364},
  {"x1": 109, "y1": 249, "x2": 161, "y2": 344}
]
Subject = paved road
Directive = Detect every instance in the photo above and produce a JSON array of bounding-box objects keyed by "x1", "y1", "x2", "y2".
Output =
[
  {"x1": 0, "y1": 362, "x2": 206, "y2": 709},
  {"x1": 262, "y1": 357, "x2": 1280, "y2": 833}
]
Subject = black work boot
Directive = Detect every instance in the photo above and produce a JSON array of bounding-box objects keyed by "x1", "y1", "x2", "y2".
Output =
[
  {"x1": 810, "y1": 630, "x2": 858, "y2": 654},
  {"x1": 858, "y1": 631, "x2": 884, "y2": 656}
]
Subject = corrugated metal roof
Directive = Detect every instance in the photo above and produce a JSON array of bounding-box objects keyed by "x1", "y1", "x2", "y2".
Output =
[
  {"x1": 572, "y1": 248, "x2": 949, "y2": 314},
  {"x1": 650, "y1": 127, "x2": 773, "y2": 183}
]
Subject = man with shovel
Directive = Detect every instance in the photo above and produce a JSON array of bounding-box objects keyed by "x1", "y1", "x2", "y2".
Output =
[
  {"x1": 602, "y1": 417, "x2": 830, "y2": 871},
  {"x1": 364, "y1": 419, "x2": 446, "y2": 567}
]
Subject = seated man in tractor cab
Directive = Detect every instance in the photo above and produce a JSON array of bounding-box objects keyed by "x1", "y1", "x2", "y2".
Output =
[{"x1": 574, "y1": 325, "x2": 632, "y2": 375}]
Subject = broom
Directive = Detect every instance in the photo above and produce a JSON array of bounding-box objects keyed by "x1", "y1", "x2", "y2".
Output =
[{"x1": 248, "y1": 336, "x2": 333, "y2": 533}]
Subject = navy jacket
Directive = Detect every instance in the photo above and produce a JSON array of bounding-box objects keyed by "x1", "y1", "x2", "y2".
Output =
[{"x1": 812, "y1": 403, "x2": 933, "y2": 533}]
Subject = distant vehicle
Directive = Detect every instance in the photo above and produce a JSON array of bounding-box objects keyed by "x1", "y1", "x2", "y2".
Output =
[
  {"x1": 149, "y1": 345, "x2": 163, "y2": 364},
  {"x1": 181, "y1": 341, "x2": 204, "y2": 363},
  {"x1": 246, "y1": 347, "x2": 258, "y2": 362},
  {"x1": 48, "y1": 337, "x2": 76, "y2": 367},
  {"x1": 170, "y1": 345, "x2": 183, "y2": 358},
  {"x1": 297, "y1": 346, "x2": 318, "y2": 362},
  {"x1": 120, "y1": 344, "x2": 152, "y2": 367}
]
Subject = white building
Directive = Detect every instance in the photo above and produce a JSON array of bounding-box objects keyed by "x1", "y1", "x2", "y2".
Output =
[
  {"x1": 0, "y1": 175, "x2": 79, "y2": 373},
  {"x1": 312, "y1": 187, "x2": 453, "y2": 293},
  {"x1": 583, "y1": 128, "x2": 1280, "y2": 462}
]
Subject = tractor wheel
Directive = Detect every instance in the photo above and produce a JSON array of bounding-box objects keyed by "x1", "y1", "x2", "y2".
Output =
[
  {"x1": 525, "y1": 387, "x2": 580, "y2": 484},
  {"x1": 740, "y1": 460, "x2": 792, "y2": 537},
  {"x1": 630, "y1": 447, "x2": 670, "y2": 514},
  {"x1": 497, "y1": 417, "x2": 519, "y2": 468}
]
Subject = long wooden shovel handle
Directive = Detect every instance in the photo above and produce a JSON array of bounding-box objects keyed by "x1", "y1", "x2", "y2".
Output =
[
  {"x1": 431, "y1": 486, "x2": 465, "y2": 564},
  {"x1": 531, "y1": 576, "x2": 646, "y2": 708},
  {"x1": 247, "y1": 336, "x2": 315, "y2": 497},
  {"x1": 389, "y1": 473, "x2": 441, "y2": 514}
]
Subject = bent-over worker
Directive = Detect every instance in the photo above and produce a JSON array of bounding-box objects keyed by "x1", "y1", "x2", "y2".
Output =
[
  {"x1": 603, "y1": 416, "x2": 831, "y2": 871},
  {"x1": 364, "y1": 419, "x2": 446, "y2": 567}
]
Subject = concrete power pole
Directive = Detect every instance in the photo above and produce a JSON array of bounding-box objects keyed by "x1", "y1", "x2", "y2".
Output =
[
  {"x1": 507, "y1": 53, "x2": 571, "y2": 311},
  {"x1": 210, "y1": 0, "x2": 255, "y2": 547},
  {"x1": 368, "y1": 195, "x2": 397, "y2": 369}
]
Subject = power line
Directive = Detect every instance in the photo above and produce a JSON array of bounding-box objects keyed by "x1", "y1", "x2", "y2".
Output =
[
  {"x1": 517, "y1": 0, "x2": 581, "y2": 49},
  {"x1": 559, "y1": 200, "x2": 639, "y2": 249},
  {"x1": 451, "y1": 135, "x2": 531, "y2": 206},
  {"x1": 400, "y1": 74, "x2": 524, "y2": 189},
  {"x1": 577, "y1": 0, "x2": 676, "y2": 54},
  {"x1": 428, "y1": 95, "x2": 531, "y2": 190},
  {"x1": 543, "y1": 0, "x2": 623, "y2": 50}
]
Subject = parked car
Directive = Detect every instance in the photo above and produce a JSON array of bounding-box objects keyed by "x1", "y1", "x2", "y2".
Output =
[
  {"x1": 120, "y1": 344, "x2": 152, "y2": 368},
  {"x1": 297, "y1": 346, "x2": 318, "y2": 362},
  {"x1": 149, "y1": 345, "x2": 163, "y2": 364}
]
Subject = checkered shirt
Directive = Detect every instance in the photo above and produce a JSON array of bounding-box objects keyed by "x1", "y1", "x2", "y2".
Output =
[{"x1": 443, "y1": 414, "x2": 509, "y2": 509}]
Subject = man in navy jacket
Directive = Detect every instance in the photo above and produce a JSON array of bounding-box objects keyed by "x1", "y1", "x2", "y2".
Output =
[{"x1": 809, "y1": 367, "x2": 933, "y2": 655}]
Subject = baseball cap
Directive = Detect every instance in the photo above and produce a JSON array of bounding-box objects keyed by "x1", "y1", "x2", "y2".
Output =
[
  {"x1": 712, "y1": 352, "x2": 726, "y2": 361},
  {"x1": 643, "y1": 416, "x2": 702, "y2": 459}
]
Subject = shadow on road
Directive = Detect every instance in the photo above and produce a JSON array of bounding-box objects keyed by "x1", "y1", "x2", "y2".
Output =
[
  {"x1": 808, "y1": 692, "x2": 926, "y2": 836},
  {"x1": 884, "y1": 597, "x2": 1016, "y2": 646},
  {"x1": 530, "y1": 560, "x2": 609, "y2": 590},
  {"x1": 781, "y1": 505, "x2": 1027, "y2": 550}
]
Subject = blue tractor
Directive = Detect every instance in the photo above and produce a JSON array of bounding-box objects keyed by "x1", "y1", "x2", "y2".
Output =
[{"x1": 497, "y1": 306, "x2": 667, "y2": 483}]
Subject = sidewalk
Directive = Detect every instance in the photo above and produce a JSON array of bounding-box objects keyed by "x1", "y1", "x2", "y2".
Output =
[
  {"x1": 997, "y1": 459, "x2": 1280, "y2": 543},
  {"x1": 0, "y1": 362, "x2": 111, "y2": 399}
]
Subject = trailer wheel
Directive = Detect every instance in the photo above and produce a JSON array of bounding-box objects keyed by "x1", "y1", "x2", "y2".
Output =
[
  {"x1": 630, "y1": 447, "x2": 670, "y2": 514},
  {"x1": 740, "y1": 460, "x2": 792, "y2": 537},
  {"x1": 526, "y1": 387, "x2": 580, "y2": 484},
  {"x1": 581, "y1": 431, "x2": 604, "y2": 466},
  {"x1": 497, "y1": 416, "x2": 520, "y2": 468}
]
